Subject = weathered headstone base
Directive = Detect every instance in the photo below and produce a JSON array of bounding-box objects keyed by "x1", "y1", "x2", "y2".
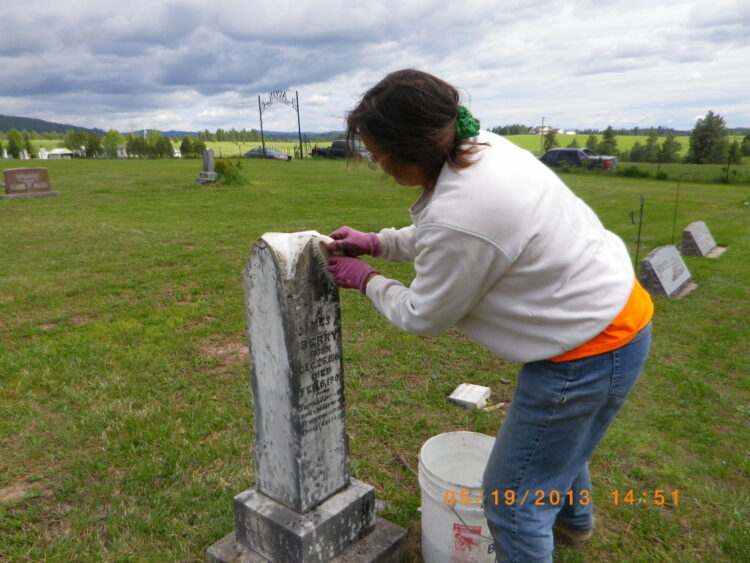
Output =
[
  {"x1": 206, "y1": 517, "x2": 407, "y2": 563},
  {"x1": 671, "y1": 281, "x2": 699, "y2": 299},
  {"x1": 0, "y1": 191, "x2": 62, "y2": 200},
  {"x1": 233, "y1": 479, "x2": 374, "y2": 561},
  {"x1": 704, "y1": 246, "x2": 727, "y2": 259},
  {"x1": 197, "y1": 171, "x2": 219, "y2": 184},
  {"x1": 206, "y1": 479, "x2": 407, "y2": 563}
]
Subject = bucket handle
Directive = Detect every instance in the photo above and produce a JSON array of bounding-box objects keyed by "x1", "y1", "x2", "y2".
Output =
[{"x1": 449, "y1": 502, "x2": 495, "y2": 542}]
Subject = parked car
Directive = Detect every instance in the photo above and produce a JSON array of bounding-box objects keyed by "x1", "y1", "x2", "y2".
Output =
[
  {"x1": 244, "y1": 147, "x2": 292, "y2": 161},
  {"x1": 538, "y1": 148, "x2": 618, "y2": 170},
  {"x1": 311, "y1": 140, "x2": 369, "y2": 159}
]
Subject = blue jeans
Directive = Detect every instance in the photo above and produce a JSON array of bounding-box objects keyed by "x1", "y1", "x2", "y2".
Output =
[{"x1": 483, "y1": 324, "x2": 652, "y2": 562}]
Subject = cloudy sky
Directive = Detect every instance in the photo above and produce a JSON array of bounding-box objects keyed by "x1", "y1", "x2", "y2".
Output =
[{"x1": 1, "y1": 0, "x2": 748, "y2": 134}]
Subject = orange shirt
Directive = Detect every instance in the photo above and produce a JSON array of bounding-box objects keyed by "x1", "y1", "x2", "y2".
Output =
[{"x1": 550, "y1": 279, "x2": 653, "y2": 362}]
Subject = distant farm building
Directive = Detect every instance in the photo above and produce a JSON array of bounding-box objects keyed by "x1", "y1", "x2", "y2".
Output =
[{"x1": 533, "y1": 126, "x2": 577, "y2": 135}]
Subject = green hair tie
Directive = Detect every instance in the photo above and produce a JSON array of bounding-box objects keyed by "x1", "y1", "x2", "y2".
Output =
[{"x1": 455, "y1": 105, "x2": 480, "y2": 140}]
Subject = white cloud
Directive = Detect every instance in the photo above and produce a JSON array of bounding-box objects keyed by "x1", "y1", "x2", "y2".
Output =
[{"x1": 0, "y1": 0, "x2": 748, "y2": 132}]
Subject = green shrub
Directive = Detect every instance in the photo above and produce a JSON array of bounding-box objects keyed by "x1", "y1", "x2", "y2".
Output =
[
  {"x1": 214, "y1": 158, "x2": 247, "y2": 185},
  {"x1": 214, "y1": 158, "x2": 231, "y2": 177},
  {"x1": 617, "y1": 165, "x2": 651, "y2": 179}
]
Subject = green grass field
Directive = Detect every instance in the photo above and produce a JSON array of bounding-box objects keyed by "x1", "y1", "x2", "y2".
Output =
[{"x1": 1, "y1": 158, "x2": 748, "y2": 561}]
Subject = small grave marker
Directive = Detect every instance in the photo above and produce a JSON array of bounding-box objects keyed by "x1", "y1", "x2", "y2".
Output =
[
  {"x1": 196, "y1": 148, "x2": 218, "y2": 184},
  {"x1": 681, "y1": 221, "x2": 726, "y2": 258},
  {"x1": 1, "y1": 168, "x2": 61, "y2": 199},
  {"x1": 639, "y1": 245, "x2": 697, "y2": 298}
]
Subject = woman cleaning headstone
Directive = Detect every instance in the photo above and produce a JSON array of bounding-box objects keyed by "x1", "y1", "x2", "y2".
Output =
[{"x1": 325, "y1": 69, "x2": 653, "y2": 563}]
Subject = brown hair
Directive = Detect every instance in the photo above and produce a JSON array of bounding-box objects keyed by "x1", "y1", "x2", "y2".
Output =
[{"x1": 346, "y1": 69, "x2": 482, "y2": 189}]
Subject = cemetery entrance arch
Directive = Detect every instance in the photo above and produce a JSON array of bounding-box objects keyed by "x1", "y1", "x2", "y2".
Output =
[{"x1": 258, "y1": 90, "x2": 304, "y2": 159}]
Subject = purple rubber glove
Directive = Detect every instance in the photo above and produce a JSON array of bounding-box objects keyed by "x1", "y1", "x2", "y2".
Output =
[
  {"x1": 326, "y1": 255, "x2": 379, "y2": 293},
  {"x1": 328, "y1": 226, "x2": 383, "y2": 257}
]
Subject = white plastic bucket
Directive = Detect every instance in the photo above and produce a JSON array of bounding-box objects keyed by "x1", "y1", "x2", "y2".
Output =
[{"x1": 418, "y1": 431, "x2": 496, "y2": 563}]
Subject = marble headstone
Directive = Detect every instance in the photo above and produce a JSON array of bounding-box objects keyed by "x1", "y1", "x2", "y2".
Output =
[
  {"x1": 246, "y1": 232, "x2": 351, "y2": 511},
  {"x1": 207, "y1": 231, "x2": 407, "y2": 563},
  {"x1": 681, "y1": 221, "x2": 726, "y2": 258},
  {"x1": 1, "y1": 168, "x2": 62, "y2": 200},
  {"x1": 196, "y1": 148, "x2": 219, "y2": 184},
  {"x1": 639, "y1": 245, "x2": 696, "y2": 298}
]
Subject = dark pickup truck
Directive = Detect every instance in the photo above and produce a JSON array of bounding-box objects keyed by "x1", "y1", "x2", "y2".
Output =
[
  {"x1": 311, "y1": 140, "x2": 368, "y2": 159},
  {"x1": 539, "y1": 148, "x2": 618, "y2": 170}
]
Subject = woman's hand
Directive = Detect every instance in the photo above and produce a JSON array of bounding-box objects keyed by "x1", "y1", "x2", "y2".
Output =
[
  {"x1": 326, "y1": 255, "x2": 379, "y2": 293},
  {"x1": 328, "y1": 226, "x2": 382, "y2": 257}
]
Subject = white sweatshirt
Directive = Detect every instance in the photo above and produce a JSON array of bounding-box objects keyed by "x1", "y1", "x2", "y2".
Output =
[{"x1": 365, "y1": 131, "x2": 634, "y2": 363}]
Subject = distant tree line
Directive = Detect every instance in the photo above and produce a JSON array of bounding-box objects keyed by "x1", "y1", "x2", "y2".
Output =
[
  {"x1": 194, "y1": 128, "x2": 298, "y2": 142},
  {"x1": 626, "y1": 134, "x2": 683, "y2": 163},
  {"x1": 490, "y1": 124, "x2": 532, "y2": 135},
  {"x1": 0, "y1": 127, "x2": 213, "y2": 159},
  {"x1": 58, "y1": 129, "x2": 185, "y2": 159},
  {"x1": 202, "y1": 128, "x2": 262, "y2": 142}
]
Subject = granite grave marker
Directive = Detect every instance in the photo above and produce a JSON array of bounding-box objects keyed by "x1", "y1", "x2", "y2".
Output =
[
  {"x1": 1, "y1": 168, "x2": 62, "y2": 200},
  {"x1": 196, "y1": 148, "x2": 218, "y2": 184},
  {"x1": 207, "y1": 231, "x2": 407, "y2": 563},
  {"x1": 681, "y1": 221, "x2": 726, "y2": 258},
  {"x1": 639, "y1": 245, "x2": 697, "y2": 298}
]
